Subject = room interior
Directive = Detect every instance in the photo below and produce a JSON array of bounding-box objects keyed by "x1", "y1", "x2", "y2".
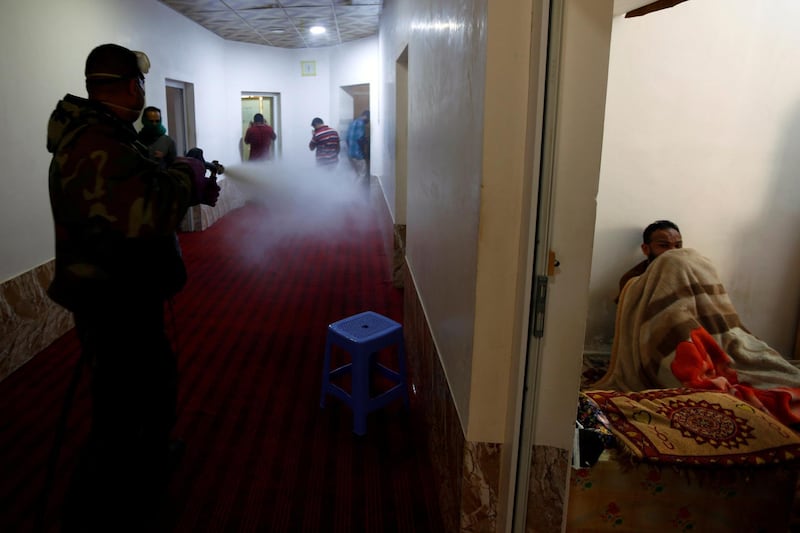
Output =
[
  {"x1": 584, "y1": 1, "x2": 800, "y2": 362},
  {"x1": 565, "y1": 1, "x2": 800, "y2": 529}
]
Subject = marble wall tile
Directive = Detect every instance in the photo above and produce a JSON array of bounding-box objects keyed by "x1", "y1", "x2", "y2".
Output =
[
  {"x1": 0, "y1": 261, "x2": 72, "y2": 381},
  {"x1": 404, "y1": 272, "x2": 463, "y2": 532},
  {"x1": 392, "y1": 224, "x2": 406, "y2": 289},
  {"x1": 198, "y1": 178, "x2": 246, "y2": 230},
  {"x1": 182, "y1": 177, "x2": 247, "y2": 232},
  {"x1": 461, "y1": 441, "x2": 501, "y2": 532},
  {"x1": 524, "y1": 445, "x2": 568, "y2": 533},
  {"x1": 403, "y1": 269, "x2": 501, "y2": 532}
]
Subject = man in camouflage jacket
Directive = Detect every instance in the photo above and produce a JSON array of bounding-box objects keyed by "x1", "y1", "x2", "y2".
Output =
[{"x1": 46, "y1": 43, "x2": 218, "y2": 532}]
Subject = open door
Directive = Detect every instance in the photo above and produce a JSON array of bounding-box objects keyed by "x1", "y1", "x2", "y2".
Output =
[
  {"x1": 510, "y1": 1, "x2": 614, "y2": 530},
  {"x1": 165, "y1": 79, "x2": 198, "y2": 231},
  {"x1": 165, "y1": 79, "x2": 196, "y2": 157}
]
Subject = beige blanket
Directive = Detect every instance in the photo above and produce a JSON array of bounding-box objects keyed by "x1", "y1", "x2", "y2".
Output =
[{"x1": 592, "y1": 248, "x2": 800, "y2": 424}]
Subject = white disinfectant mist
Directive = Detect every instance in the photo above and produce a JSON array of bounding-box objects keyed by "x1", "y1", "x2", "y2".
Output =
[{"x1": 223, "y1": 159, "x2": 373, "y2": 242}]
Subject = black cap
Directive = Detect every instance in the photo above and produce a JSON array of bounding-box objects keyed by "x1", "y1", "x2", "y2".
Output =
[{"x1": 85, "y1": 43, "x2": 150, "y2": 81}]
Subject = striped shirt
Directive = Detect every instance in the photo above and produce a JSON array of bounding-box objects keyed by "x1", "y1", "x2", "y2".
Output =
[{"x1": 309, "y1": 125, "x2": 340, "y2": 166}]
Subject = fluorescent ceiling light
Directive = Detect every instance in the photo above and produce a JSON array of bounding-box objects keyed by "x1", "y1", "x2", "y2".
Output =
[{"x1": 309, "y1": 26, "x2": 326, "y2": 35}]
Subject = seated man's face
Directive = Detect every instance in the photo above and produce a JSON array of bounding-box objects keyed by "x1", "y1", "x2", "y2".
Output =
[{"x1": 642, "y1": 228, "x2": 682, "y2": 262}]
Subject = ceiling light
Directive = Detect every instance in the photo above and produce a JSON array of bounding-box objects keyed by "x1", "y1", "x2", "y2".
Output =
[{"x1": 309, "y1": 26, "x2": 326, "y2": 35}]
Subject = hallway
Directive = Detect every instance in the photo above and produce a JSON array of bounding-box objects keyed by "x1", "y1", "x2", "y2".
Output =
[{"x1": 0, "y1": 187, "x2": 444, "y2": 532}]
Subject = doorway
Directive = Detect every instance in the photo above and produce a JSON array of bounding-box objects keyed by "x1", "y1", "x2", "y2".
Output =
[
  {"x1": 341, "y1": 83, "x2": 370, "y2": 121},
  {"x1": 241, "y1": 93, "x2": 280, "y2": 161},
  {"x1": 165, "y1": 79, "x2": 198, "y2": 231},
  {"x1": 165, "y1": 79, "x2": 196, "y2": 157},
  {"x1": 510, "y1": 1, "x2": 614, "y2": 530},
  {"x1": 340, "y1": 83, "x2": 371, "y2": 178},
  {"x1": 395, "y1": 49, "x2": 408, "y2": 228}
]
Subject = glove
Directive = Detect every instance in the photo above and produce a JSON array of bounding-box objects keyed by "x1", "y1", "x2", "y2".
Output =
[
  {"x1": 186, "y1": 147, "x2": 225, "y2": 176},
  {"x1": 201, "y1": 175, "x2": 221, "y2": 207},
  {"x1": 173, "y1": 156, "x2": 219, "y2": 207}
]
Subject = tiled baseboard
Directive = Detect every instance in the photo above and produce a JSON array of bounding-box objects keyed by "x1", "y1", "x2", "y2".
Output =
[
  {"x1": 402, "y1": 267, "x2": 500, "y2": 532},
  {"x1": 0, "y1": 261, "x2": 73, "y2": 381},
  {"x1": 181, "y1": 177, "x2": 246, "y2": 232}
]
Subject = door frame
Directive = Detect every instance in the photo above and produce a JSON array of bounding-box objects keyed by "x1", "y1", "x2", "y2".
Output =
[
  {"x1": 509, "y1": 1, "x2": 615, "y2": 531},
  {"x1": 165, "y1": 79, "x2": 196, "y2": 157}
]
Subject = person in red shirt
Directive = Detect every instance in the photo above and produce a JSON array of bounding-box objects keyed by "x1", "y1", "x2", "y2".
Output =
[{"x1": 244, "y1": 113, "x2": 277, "y2": 161}]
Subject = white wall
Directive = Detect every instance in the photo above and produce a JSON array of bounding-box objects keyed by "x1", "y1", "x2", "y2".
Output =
[
  {"x1": 220, "y1": 41, "x2": 332, "y2": 163},
  {"x1": 379, "y1": 0, "x2": 539, "y2": 443},
  {"x1": 0, "y1": 0, "x2": 375, "y2": 284},
  {"x1": 585, "y1": 0, "x2": 800, "y2": 358},
  {"x1": 1, "y1": 0, "x2": 222, "y2": 282},
  {"x1": 222, "y1": 37, "x2": 376, "y2": 164},
  {"x1": 379, "y1": 0, "x2": 485, "y2": 434}
]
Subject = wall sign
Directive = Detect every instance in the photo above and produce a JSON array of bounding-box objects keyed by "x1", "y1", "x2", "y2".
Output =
[{"x1": 301, "y1": 60, "x2": 316, "y2": 76}]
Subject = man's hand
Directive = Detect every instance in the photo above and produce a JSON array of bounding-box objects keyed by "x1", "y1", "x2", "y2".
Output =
[{"x1": 202, "y1": 176, "x2": 221, "y2": 206}]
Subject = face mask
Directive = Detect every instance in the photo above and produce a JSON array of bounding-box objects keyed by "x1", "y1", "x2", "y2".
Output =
[
  {"x1": 101, "y1": 100, "x2": 145, "y2": 123},
  {"x1": 142, "y1": 122, "x2": 166, "y2": 136}
]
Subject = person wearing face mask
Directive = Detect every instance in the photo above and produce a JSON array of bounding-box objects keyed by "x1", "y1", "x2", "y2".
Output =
[
  {"x1": 46, "y1": 43, "x2": 219, "y2": 532},
  {"x1": 138, "y1": 105, "x2": 177, "y2": 168}
]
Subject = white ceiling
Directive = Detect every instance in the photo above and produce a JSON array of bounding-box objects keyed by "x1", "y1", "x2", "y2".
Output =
[
  {"x1": 157, "y1": 0, "x2": 383, "y2": 49},
  {"x1": 157, "y1": 1, "x2": 665, "y2": 50}
]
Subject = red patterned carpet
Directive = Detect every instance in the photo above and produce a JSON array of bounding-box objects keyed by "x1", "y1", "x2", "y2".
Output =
[{"x1": 0, "y1": 197, "x2": 443, "y2": 532}]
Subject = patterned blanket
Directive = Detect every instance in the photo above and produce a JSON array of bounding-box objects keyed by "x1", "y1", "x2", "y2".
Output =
[{"x1": 591, "y1": 248, "x2": 800, "y2": 426}]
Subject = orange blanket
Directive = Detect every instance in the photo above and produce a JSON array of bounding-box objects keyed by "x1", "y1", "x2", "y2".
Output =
[{"x1": 592, "y1": 248, "x2": 800, "y2": 426}]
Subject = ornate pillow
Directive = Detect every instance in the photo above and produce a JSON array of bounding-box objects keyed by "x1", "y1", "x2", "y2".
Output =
[{"x1": 584, "y1": 388, "x2": 800, "y2": 466}]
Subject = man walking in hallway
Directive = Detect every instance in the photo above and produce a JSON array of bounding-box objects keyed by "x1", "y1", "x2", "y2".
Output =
[
  {"x1": 309, "y1": 117, "x2": 340, "y2": 168},
  {"x1": 346, "y1": 110, "x2": 370, "y2": 188}
]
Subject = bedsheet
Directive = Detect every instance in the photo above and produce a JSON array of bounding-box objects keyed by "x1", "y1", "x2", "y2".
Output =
[{"x1": 567, "y1": 455, "x2": 797, "y2": 532}]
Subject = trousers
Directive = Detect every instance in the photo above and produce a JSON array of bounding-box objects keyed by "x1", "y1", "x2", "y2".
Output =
[{"x1": 62, "y1": 299, "x2": 178, "y2": 532}]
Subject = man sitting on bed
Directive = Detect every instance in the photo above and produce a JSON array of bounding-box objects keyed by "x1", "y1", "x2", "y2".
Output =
[
  {"x1": 596, "y1": 233, "x2": 800, "y2": 426},
  {"x1": 615, "y1": 219, "x2": 682, "y2": 303}
]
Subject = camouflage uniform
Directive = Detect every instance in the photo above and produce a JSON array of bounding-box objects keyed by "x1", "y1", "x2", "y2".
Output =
[
  {"x1": 47, "y1": 93, "x2": 209, "y2": 531},
  {"x1": 47, "y1": 93, "x2": 208, "y2": 309}
]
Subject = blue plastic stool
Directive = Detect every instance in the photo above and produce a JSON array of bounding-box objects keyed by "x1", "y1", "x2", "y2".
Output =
[{"x1": 319, "y1": 311, "x2": 410, "y2": 435}]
